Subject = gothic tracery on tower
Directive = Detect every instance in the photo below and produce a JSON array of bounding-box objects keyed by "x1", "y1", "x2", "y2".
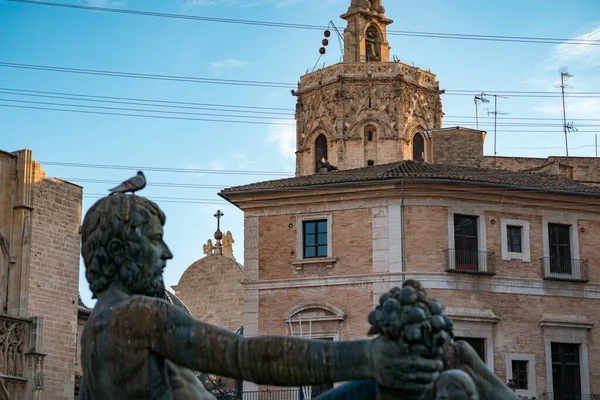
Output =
[{"x1": 293, "y1": 0, "x2": 443, "y2": 176}]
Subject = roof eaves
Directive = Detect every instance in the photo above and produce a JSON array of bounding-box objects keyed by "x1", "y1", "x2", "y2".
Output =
[{"x1": 220, "y1": 177, "x2": 600, "y2": 206}]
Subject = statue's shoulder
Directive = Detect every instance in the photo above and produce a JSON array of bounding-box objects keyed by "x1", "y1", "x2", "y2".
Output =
[
  {"x1": 90, "y1": 295, "x2": 169, "y2": 328},
  {"x1": 115, "y1": 295, "x2": 170, "y2": 317}
]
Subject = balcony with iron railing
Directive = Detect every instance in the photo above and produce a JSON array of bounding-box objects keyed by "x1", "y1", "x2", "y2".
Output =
[
  {"x1": 444, "y1": 249, "x2": 496, "y2": 275},
  {"x1": 540, "y1": 257, "x2": 589, "y2": 282},
  {"x1": 241, "y1": 388, "x2": 331, "y2": 400}
]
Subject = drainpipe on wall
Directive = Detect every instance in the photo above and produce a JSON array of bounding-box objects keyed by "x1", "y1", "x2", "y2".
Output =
[{"x1": 401, "y1": 180, "x2": 406, "y2": 284}]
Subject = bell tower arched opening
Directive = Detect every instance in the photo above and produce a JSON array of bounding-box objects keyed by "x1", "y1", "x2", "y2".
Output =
[
  {"x1": 315, "y1": 134, "x2": 328, "y2": 172},
  {"x1": 413, "y1": 132, "x2": 425, "y2": 162},
  {"x1": 364, "y1": 124, "x2": 378, "y2": 166},
  {"x1": 365, "y1": 25, "x2": 382, "y2": 62}
]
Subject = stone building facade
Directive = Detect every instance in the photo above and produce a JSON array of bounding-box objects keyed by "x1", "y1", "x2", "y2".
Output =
[
  {"x1": 223, "y1": 161, "x2": 600, "y2": 398},
  {"x1": 220, "y1": 1, "x2": 600, "y2": 398},
  {"x1": 0, "y1": 149, "x2": 82, "y2": 400}
]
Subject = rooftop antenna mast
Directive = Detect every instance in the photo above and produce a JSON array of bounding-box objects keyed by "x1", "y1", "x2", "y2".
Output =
[
  {"x1": 482, "y1": 93, "x2": 509, "y2": 161},
  {"x1": 474, "y1": 93, "x2": 489, "y2": 131},
  {"x1": 557, "y1": 68, "x2": 574, "y2": 157}
]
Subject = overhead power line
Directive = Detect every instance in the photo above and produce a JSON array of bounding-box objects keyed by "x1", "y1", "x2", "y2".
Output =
[
  {"x1": 0, "y1": 62, "x2": 293, "y2": 89},
  {"x1": 4, "y1": 101, "x2": 600, "y2": 131},
  {"x1": 40, "y1": 160, "x2": 294, "y2": 176},
  {"x1": 2, "y1": 65, "x2": 600, "y2": 100},
  {"x1": 0, "y1": 88, "x2": 295, "y2": 113},
  {"x1": 6, "y1": 96, "x2": 595, "y2": 127},
  {"x1": 0, "y1": 98, "x2": 293, "y2": 121},
  {"x1": 62, "y1": 178, "x2": 226, "y2": 189},
  {"x1": 0, "y1": 104, "x2": 296, "y2": 126},
  {"x1": 8, "y1": 0, "x2": 600, "y2": 46},
  {"x1": 5, "y1": 87, "x2": 600, "y2": 124}
]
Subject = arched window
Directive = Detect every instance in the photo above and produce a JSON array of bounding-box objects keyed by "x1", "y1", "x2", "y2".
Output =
[
  {"x1": 364, "y1": 126, "x2": 375, "y2": 142},
  {"x1": 315, "y1": 134, "x2": 328, "y2": 172},
  {"x1": 365, "y1": 25, "x2": 381, "y2": 62},
  {"x1": 413, "y1": 132, "x2": 425, "y2": 162}
]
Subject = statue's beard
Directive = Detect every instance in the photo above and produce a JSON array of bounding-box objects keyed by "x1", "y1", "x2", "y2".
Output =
[{"x1": 121, "y1": 262, "x2": 165, "y2": 298}]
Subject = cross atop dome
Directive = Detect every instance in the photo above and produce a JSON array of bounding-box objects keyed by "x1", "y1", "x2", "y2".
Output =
[{"x1": 341, "y1": 0, "x2": 393, "y2": 63}]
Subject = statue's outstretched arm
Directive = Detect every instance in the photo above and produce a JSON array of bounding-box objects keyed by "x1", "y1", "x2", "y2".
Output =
[
  {"x1": 446, "y1": 340, "x2": 520, "y2": 400},
  {"x1": 151, "y1": 298, "x2": 371, "y2": 385},
  {"x1": 128, "y1": 297, "x2": 440, "y2": 388}
]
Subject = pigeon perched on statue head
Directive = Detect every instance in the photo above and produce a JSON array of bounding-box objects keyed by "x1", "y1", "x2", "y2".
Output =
[{"x1": 108, "y1": 171, "x2": 146, "y2": 195}]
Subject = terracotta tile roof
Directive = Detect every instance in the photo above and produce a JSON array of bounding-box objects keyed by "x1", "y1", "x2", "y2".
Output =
[
  {"x1": 220, "y1": 160, "x2": 600, "y2": 198},
  {"x1": 78, "y1": 293, "x2": 92, "y2": 315}
]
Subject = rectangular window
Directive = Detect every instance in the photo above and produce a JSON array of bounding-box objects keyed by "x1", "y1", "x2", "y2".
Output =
[
  {"x1": 507, "y1": 225, "x2": 522, "y2": 253},
  {"x1": 455, "y1": 337, "x2": 485, "y2": 363},
  {"x1": 551, "y1": 343, "x2": 581, "y2": 399},
  {"x1": 548, "y1": 224, "x2": 572, "y2": 274},
  {"x1": 454, "y1": 215, "x2": 479, "y2": 271},
  {"x1": 512, "y1": 360, "x2": 528, "y2": 390},
  {"x1": 303, "y1": 220, "x2": 328, "y2": 259}
]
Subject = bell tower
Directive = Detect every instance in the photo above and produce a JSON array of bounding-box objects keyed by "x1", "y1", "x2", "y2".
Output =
[
  {"x1": 293, "y1": 0, "x2": 444, "y2": 176},
  {"x1": 341, "y1": 0, "x2": 393, "y2": 63}
]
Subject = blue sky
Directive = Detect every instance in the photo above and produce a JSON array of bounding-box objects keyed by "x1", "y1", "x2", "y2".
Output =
[{"x1": 2, "y1": 0, "x2": 600, "y2": 306}]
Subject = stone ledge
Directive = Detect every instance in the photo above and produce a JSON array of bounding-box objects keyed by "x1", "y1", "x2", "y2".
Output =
[
  {"x1": 540, "y1": 313, "x2": 593, "y2": 329},
  {"x1": 292, "y1": 257, "x2": 338, "y2": 271}
]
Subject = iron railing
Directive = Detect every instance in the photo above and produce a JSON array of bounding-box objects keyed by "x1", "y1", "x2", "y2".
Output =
[
  {"x1": 444, "y1": 249, "x2": 495, "y2": 274},
  {"x1": 241, "y1": 388, "x2": 333, "y2": 400},
  {"x1": 242, "y1": 390, "x2": 298, "y2": 400},
  {"x1": 540, "y1": 257, "x2": 589, "y2": 282}
]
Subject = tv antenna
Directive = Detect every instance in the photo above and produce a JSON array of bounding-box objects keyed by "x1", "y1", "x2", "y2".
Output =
[
  {"x1": 474, "y1": 93, "x2": 489, "y2": 130},
  {"x1": 556, "y1": 68, "x2": 574, "y2": 157},
  {"x1": 482, "y1": 93, "x2": 509, "y2": 160}
]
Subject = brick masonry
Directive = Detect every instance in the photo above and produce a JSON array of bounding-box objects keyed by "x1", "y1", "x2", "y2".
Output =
[
  {"x1": 258, "y1": 208, "x2": 373, "y2": 281},
  {"x1": 235, "y1": 189, "x2": 600, "y2": 395},
  {"x1": 28, "y1": 163, "x2": 82, "y2": 400}
]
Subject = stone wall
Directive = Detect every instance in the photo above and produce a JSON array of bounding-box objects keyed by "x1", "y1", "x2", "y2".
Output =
[
  {"x1": 173, "y1": 254, "x2": 244, "y2": 332},
  {"x1": 28, "y1": 164, "x2": 82, "y2": 400},
  {"x1": 431, "y1": 128, "x2": 485, "y2": 167},
  {"x1": 0, "y1": 149, "x2": 82, "y2": 400},
  {"x1": 482, "y1": 156, "x2": 600, "y2": 185}
]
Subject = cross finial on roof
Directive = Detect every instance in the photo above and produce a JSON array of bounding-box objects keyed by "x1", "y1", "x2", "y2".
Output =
[{"x1": 213, "y1": 210, "x2": 224, "y2": 255}]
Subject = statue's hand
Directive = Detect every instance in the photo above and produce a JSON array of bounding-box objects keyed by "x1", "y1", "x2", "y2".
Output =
[{"x1": 370, "y1": 336, "x2": 442, "y2": 392}]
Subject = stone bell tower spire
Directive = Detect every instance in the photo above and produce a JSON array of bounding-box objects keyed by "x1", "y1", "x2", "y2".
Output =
[
  {"x1": 292, "y1": 0, "x2": 443, "y2": 177},
  {"x1": 341, "y1": 0, "x2": 393, "y2": 63}
]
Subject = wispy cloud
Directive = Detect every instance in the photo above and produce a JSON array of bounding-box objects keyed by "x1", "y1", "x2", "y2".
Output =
[
  {"x1": 209, "y1": 59, "x2": 247, "y2": 75},
  {"x1": 549, "y1": 26, "x2": 600, "y2": 68},
  {"x1": 266, "y1": 122, "x2": 296, "y2": 168},
  {"x1": 523, "y1": 25, "x2": 600, "y2": 119},
  {"x1": 536, "y1": 98, "x2": 600, "y2": 119}
]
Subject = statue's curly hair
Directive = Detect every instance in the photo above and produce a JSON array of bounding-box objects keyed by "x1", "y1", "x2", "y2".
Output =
[{"x1": 81, "y1": 194, "x2": 165, "y2": 298}]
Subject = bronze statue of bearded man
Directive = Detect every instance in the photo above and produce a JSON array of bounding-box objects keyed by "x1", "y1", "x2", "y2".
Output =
[{"x1": 78, "y1": 194, "x2": 443, "y2": 399}]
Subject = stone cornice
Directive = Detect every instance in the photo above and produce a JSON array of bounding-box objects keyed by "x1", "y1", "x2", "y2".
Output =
[
  {"x1": 243, "y1": 272, "x2": 600, "y2": 300},
  {"x1": 227, "y1": 182, "x2": 600, "y2": 216}
]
